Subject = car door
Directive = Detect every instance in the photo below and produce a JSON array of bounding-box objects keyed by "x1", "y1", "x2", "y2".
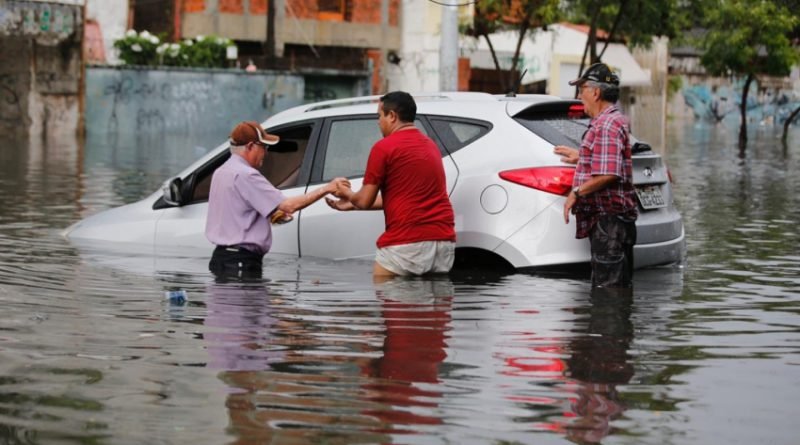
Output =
[
  {"x1": 298, "y1": 115, "x2": 458, "y2": 260},
  {"x1": 154, "y1": 121, "x2": 321, "y2": 256}
]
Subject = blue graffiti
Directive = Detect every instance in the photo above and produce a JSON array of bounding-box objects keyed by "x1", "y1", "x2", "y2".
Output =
[{"x1": 682, "y1": 83, "x2": 799, "y2": 126}]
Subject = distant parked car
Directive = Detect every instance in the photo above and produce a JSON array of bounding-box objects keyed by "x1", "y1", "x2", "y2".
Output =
[{"x1": 64, "y1": 92, "x2": 685, "y2": 269}]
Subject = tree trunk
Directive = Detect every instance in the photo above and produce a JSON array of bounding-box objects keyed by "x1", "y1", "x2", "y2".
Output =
[
  {"x1": 483, "y1": 33, "x2": 507, "y2": 93},
  {"x1": 598, "y1": 0, "x2": 628, "y2": 60},
  {"x1": 738, "y1": 73, "x2": 754, "y2": 150},
  {"x1": 577, "y1": 6, "x2": 601, "y2": 98},
  {"x1": 588, "y1": 9, "x2": 599, "y2": 63},
  {"x1": 782, "y1": 104, "x2": 800, "y2": 145},
  {"x1": 508, "y1": 9, "x2": 532, "y2": 94}
]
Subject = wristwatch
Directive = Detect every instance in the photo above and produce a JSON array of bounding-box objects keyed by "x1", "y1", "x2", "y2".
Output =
[{"x1": 572, "y1": 186, "x2": 581, "y2": 198}]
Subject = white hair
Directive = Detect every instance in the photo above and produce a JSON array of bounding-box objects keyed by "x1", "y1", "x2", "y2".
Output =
[
  {"x1": 229, "y1": 143, "x2": 247, "y2": 155},
  {"x1": 584, "y1": 80, "x2": 620, "y2": 103}
]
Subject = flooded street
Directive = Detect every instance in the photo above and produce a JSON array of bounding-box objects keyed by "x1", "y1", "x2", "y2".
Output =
[{"x1": 1, "y1": 121, "x2": 798, "y2": 444}]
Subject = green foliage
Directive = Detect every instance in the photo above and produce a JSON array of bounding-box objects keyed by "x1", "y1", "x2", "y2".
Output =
[
  {"x1": 113, "y1": 29, "x2": 161, "y2": 66},
  {"x1": 667, "y1": 75, "x2": 683, "y2": 100},
  {"x1": 699, "y1": 0, "x2": 799, "y2": 77},
  {"x1": 552, "y1": 0, "x2": 710, "y2": 71},
  {"x1": 114, "y1": 30, "x2": 236, "y2": 69},
  {"x1": 470, "y1": 0, "x2": 562, "y2": 36},
  {"x1": 180, "y1": 35, "x2": 236, "y2": 68},
  {"x1": 466, "y1": 0, "x2": 562, "y2": 91},
  {"x1": 563, "y1": 0, "x2": 706, "y2": 54}
]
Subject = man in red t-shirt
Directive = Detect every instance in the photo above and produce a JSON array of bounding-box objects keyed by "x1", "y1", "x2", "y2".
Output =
[{"x1": 327, "y1": 91, "x2": 456, "y2": 278}]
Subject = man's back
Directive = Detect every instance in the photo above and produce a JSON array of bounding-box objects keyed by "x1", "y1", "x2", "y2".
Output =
[{"x1": 364, "y1": 128, "x2": 455, "y2": 248}]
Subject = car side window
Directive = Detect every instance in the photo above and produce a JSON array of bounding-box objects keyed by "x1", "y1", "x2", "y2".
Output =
[
  {"x1": 429, "y1": 117, "x2": 492, "y2": 154},
  {"x1": 259, "y1": 125, "x2": 312, "y2": 188},
  {"x1": 321, "y1": 118, "x2": 427, "y2": 180},
  {"x1": 189, "y1": 124, "x2": 313, "y2": 203}
]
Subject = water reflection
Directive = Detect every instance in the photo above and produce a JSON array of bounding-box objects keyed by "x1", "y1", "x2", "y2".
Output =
[
  {"x1": 363, "y1": 278, "x2": 452, "y2": 432},
  {"x1": 564, "y1": 290, "x2": 634, "y2": 444},
  {"x1": 200, "y1": 276, "x2": 454, "y2": 443}
]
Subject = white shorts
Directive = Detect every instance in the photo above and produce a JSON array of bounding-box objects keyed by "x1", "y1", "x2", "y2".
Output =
[{"x1": 375, "y1": 240, "x2": 455, "y2": 276}]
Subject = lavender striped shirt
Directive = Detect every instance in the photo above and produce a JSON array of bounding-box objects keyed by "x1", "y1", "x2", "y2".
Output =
[{"x1": 205, "y1": 154, "x2": 285, "y2": 255}]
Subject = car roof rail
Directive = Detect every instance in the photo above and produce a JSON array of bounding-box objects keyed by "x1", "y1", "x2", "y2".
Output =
[{"x1": 303, "y1": 92, "x2": 495, "y2": 112}]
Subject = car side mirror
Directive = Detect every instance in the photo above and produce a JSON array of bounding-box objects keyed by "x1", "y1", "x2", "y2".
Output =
[{"x1": 162, "y1": 177, "x2": 184, "y2": 206}]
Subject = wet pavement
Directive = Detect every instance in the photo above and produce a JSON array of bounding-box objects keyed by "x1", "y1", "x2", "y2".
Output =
[{"x1": 0, "y1": 121, "x2": 798, "y2": 444}]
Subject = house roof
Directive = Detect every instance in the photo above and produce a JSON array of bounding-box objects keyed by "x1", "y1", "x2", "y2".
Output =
[{"x1": 559, "y1": 22, "x2": 610, "y2": 41}]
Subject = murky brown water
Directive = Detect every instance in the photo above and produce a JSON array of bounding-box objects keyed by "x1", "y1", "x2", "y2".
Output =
[{"x1": 1, "y1": 121, "x2": 798, "y2": 444}]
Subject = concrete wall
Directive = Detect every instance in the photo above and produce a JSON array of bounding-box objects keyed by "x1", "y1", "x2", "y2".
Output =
[
  {"x1": 84, "y1": 66, "x2": 306, "y2": 166},
  {"x1": 386, "y1": 0, "x2": 474, "y2": 93},
  {"x1": 85, "y1": 0, "x2": 128, "y2": 64},
  {"x1": 180, "y1": 0, "x2": 400, "y2": 51},
  {"x1": 0, "y1": 0, "x2": 83, "y2": 143}
]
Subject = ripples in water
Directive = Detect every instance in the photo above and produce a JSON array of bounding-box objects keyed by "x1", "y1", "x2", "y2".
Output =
[{"x1": 0, "y1": 122, "x2": 798, "y2": 444}]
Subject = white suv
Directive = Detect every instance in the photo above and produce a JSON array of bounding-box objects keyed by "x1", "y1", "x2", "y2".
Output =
[{"x1": 64, "y1": 93, "x2": 685, "y2": 269}]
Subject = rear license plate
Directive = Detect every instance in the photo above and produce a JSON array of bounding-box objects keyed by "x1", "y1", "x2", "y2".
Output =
[{"x1": 635, "y1": 185, "x2": 666, "y2": 209}]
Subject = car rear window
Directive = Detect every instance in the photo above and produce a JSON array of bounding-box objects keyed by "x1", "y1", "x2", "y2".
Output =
[{"x1": 513, "y1": 102, "x2": 589, "y2": 147}]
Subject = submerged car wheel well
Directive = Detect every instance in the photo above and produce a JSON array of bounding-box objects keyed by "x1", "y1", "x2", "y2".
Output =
[{"x1": 454, "y1": 247, "x2": 515, "y2": 272}]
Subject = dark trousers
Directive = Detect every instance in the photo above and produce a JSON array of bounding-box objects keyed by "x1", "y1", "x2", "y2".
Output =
[
  {"x1": 209, "y1": 245, "x2": 264, "y2": 280},
  {"x1": 589, "y1": 215, "x2": 637, "y2": 289}
]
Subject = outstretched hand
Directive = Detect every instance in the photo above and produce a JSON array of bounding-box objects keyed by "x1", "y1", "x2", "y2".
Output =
[
  {"x1": 328, "y1": 177, "x2": 352, "y2": 198},
  {"x1": 325, "y1": 197, "x2": 355, "y2": 211},
  {"x1": 554, "y1": 145, "x2": 579, "y2": 164}
]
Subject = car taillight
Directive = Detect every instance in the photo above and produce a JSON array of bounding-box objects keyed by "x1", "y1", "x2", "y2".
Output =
[
  {"x1": 567, "y1": 104, "x2": 586, "y2": 118},
  {"x1": 499, "y1": 167, "x2": 576, "y2": 196}
]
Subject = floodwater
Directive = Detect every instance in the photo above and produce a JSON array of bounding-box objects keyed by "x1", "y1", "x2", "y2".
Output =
[{"x1": 1, "y1": 121, "x2": 798, "y2": 445}]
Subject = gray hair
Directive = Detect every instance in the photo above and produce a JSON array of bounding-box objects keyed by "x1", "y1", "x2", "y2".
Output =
[
  {"x1": 229, "y1": 143, "x2": 247, "y2": 155},
  {"x1": 584, "y1": 80, "x2": 620, "y2": 103}
]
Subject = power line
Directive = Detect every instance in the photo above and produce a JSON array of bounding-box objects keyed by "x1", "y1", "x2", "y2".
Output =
[{"x1": 427, "y1": 0, "x2": 481, "y2": 7}]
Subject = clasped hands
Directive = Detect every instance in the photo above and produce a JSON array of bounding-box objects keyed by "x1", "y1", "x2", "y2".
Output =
[{"x1": 325, "y1": 177, "x2": 355, "y2": 211}]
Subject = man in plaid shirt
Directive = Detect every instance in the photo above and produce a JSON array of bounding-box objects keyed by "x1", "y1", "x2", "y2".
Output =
[{"x1": 554, "y1": 63, "x2": 638, "y2": 289}]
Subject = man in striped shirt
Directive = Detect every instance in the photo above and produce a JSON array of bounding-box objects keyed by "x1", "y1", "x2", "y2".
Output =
[{"x1": 554, "y1": 63, "x2": 638, "y2": 289}]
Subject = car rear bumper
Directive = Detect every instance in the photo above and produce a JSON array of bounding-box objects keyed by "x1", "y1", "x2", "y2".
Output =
[
  {"x1": 634, "y1": 225, "x2": 686, "y2": 268},
  {"x1": 494, "y1": 205, "x2": 686, "y2": 269}
]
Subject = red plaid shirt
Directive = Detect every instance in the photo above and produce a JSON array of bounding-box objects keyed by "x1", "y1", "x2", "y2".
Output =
[{"x1": 573, "y1": 105, "x2": 638, "y2": 239}]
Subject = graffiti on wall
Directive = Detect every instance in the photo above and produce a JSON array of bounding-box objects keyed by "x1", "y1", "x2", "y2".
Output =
[
  {"x1": 682, "y1": 83, "x2": 799, "y2": 126},
  {"x1": 85, "y1": 67, "x2": 306, "y2": 152},
  {"x1": 0, "y1": 1, "x2": 79, "y2": 42},
  {"x1": 0, "y1": 73, "x2": 24, "y2": 123}
]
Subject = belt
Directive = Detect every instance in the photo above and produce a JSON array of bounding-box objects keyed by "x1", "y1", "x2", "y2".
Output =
[{"x1": 217, "y1": 245, "x2": 259, "y2": 254}]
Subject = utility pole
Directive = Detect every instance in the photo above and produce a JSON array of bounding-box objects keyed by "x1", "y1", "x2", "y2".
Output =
[
  {"x1": 380, "y1": 0, "x2": 389, "y2": 93},
  {"x1": 265, "y1": 0, "x2": 276, "y2": 64},
  {"x1": 439, "y1": 1, "x2": 458, "y2": 92}
]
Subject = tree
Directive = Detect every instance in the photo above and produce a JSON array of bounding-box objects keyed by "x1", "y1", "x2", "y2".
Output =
[
  {"x1": 775, "y1": 0, "x2": 800, "y2": 145},
  {"x1": 699, "y1": 0, "x2": 799, "y2": 149},
  {"x1": 564, "y1": 0, "x2": 702, "y2": 80},
  {"x1": 466, "y1": 0, "x2": 561, "y2": 94}
]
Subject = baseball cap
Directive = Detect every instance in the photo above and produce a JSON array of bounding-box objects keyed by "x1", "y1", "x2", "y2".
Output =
[
  {"x1": 229, "y1": 121, "x2": 279, "y2": 147},
  {"x1": 568, "y1": 63, "x2": 620, "y2": 86}
]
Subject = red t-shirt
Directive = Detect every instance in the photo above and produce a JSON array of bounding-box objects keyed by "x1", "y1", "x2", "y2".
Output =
[{"x1": 363, "y1": 128, "x2": 456, "y2": 248}]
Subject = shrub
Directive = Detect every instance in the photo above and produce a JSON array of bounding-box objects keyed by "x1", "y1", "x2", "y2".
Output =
[
  {"x1": 113, "y1": 29, "x2": 161, "y2": 66},
  {"x1": 114, "y1": 31, "x2": 236, "y2": 68},
  {"x1": 182, "y1": 35, "x2": 235, "y2": 68}
]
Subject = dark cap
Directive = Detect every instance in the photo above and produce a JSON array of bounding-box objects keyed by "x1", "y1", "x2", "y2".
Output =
[
  {"x1": 569, "y1": 63, "x2": 620, "y2": 86},
  {"x1": 229, "y1": 121, "x2": 279, "y2": 147}
]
